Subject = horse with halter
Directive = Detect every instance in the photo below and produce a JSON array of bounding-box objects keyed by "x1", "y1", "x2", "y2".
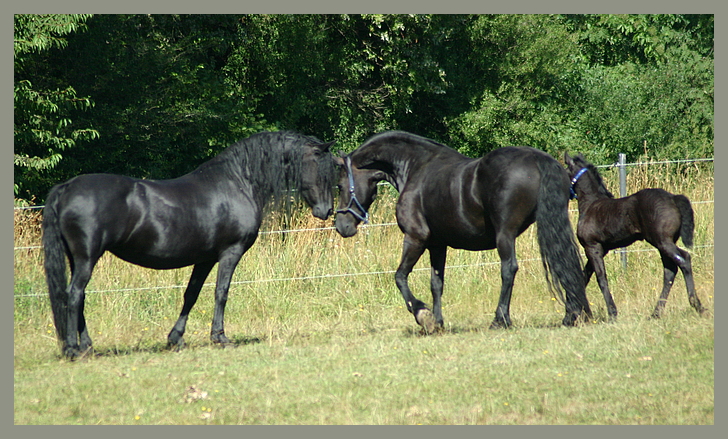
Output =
[
  {"x1": 564, "y1": 152, "x2": 705, "y2": 320},
  {"x1": 335, "y1": 131, "x2": 591, "y2": 332},
  {"x1": 43, "y1": 131, "x2": 335, "y2": 359}
]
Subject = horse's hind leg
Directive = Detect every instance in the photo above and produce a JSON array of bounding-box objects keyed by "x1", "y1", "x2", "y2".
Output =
[
  {"x1": 395, "y1": 236, "x2": 434, "y2": 333},
  {"x1": 429, "y1": 246, "x2": 447, "y2": 331},
  {"x1": 490, "y1": 232, "x2": 518, "y2": 329},
  {"x1": 65, "y1": 258, "x2": 96, "y2": 359},
  {"x1": 168, "y1": 262, "x2": 215, "y2": 350},
  {"x1": 652, "y1": 247, "x2": 704, "y2": 318},
  {"x1": 677, "y1": 249, "x2": 705, "y2": 315}
]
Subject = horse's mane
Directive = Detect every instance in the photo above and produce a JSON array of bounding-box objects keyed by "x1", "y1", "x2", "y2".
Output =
[
  {"x1": 356, "y1": 131, "x2": 464, "y2": 169},
  {"x1": 573, "y1": 154, "x2": 615, "y2": 199},
  {"x1": 199, "y1": 131, "x2": 333, "y2": 207}
]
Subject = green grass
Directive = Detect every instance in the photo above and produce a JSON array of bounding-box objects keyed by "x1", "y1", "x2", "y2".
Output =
[{"x1": 13, "y1": 163, "x2": 714, "y2": 424}]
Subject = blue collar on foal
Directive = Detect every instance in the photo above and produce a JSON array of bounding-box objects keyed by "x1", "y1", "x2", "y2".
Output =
[{"x1": 569, "y1": 167, "x2": 589, "y2": 200}]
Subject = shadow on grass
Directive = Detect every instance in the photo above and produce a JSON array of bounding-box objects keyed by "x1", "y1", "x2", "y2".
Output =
[
  {"x1": 396, "y1": 319, "x2": 588, "y2": 338},
  {"x1": 71, "y1": 335, "x2": 264, "y2": 360}
]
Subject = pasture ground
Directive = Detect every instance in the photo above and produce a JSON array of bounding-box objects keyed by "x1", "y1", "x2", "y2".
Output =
[{"x1": 14, "y1": 162, "x2": 714, "y2": 424}]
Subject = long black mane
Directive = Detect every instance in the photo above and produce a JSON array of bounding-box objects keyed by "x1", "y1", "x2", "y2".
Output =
[{"x1": 200, "y1": 130, "x2": 334, "y2": 208}]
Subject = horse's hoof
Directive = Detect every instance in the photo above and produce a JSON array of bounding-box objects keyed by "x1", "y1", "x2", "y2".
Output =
[
  {"x1": 211, "y1": 333, "x2": 231, "y2": 347},
  {"x1": 167, "y1": 338, "x2": 186, "y2": 352},
  {"x1": 489, "y1": 320, "x2": 509, "y2": 330},
  {"x1": 415, "y1": 309, "x2": 438, "y2": 334},
  {"x1": 63, "y1": 346, "x2": 84, "y2": 360}
]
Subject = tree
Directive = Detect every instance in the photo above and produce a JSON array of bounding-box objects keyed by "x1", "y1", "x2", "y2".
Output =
[
  {"x1": 445, "y1": 14, "x2": 586, "y2": 158},
  {"x1": 14, "y1": 14, "x2": 99, "y2": 200}
]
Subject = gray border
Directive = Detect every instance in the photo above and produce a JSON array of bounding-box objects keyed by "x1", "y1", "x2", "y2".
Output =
[{"x1": 7, "y1": 2, "x2": 721, "y2": 436}]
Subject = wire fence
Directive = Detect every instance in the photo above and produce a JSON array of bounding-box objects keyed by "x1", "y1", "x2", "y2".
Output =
[
  {"x1": 12, "y1": 242, "x2": 715, "y2": 299},
  {"x1": 13, "y1": 156, "x2": 714, "y2": 299}
]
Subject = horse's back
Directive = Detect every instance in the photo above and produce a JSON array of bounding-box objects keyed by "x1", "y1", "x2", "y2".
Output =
[
  {"x1": 632, "y1": 188, "x2": 688, "y2": 243},
  {"x1": 476, "y1": 146, "x2": 566, "y2": 216},
  {"x1": 50, "y1": 173, "x2": 258, "y2": 268},
  {"x1": 409, "y1": 146, "x2": 560, "y2": 249}
]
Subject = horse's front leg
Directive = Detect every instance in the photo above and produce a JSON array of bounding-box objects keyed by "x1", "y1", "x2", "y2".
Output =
[
  {"x1": 395, "y1": 235, "x2": 434, "y2": 333},
  {"x1": 585, "y1": 244, "x2": 617, "y2": 321},
  {"x1": 210, "y1": 247, "x2": 247, "y2": 346},
  {"x1": 429, "y1": 246, "x2": 447, "y2": 331},
  {"x1": 167, "y1": 262, "x2": 215, "y2": 350}
]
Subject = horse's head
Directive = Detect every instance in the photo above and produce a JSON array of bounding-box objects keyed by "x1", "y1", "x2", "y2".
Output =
[
  {"x1": 300, "y1": 140, "x2": 336, "y2": 220},
  {"x1": 334, "y1": 152, "x2": 387, "y2": 237},
  {"x1": 564, "y1": 152, "x2": 614, "y2": 200}
]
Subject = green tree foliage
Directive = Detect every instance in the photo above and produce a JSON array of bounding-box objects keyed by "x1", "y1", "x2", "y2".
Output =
[
  {"x1": 446, "y1": 15, "x2": 586, "y2": 158},
  {"x1": 226, "y1": 14, "x2": 473, "y2": 151},
  {"x1": 14, "y1": 14, "x2": 99, "y2": 198},
  {"x1": 42, "y1": 14, "x2": 268, "y2": 183},
  {"x1": 14, "y1": 14, "x2": 713, "y2": 203}
]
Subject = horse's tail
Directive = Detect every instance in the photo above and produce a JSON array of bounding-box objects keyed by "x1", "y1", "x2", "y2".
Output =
[
  {"x1": 674, "y1": 194, "x2": 695, "y2": 248},
  {"x1": 535, "y1": 157, "x2": 592, "y2": 320},
  {"x1": 42, "y1": 183, "x2": 69, "y2": 346}
]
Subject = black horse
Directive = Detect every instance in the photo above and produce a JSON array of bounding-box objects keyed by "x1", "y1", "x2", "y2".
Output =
[
  {"x1": 564, "y1": 153, "x2": 705, "y2": 320},
  {"x1": 335, "y1": 131, "x2": 591, "y2": 331},
  {"x1": 43, "y1": 131, "x2": 335, "y2": 359}
]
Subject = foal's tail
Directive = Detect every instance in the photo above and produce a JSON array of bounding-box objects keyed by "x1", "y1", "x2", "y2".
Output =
[
  {"x1": 674, "y1": 194, "x2": 695, "y2": 248},
  {"x1": 535, "y1": 157, "x2": 592, "y2": 321},
  {"x1": 42, "y1": 184, "x2": 69, "y2": 345}
]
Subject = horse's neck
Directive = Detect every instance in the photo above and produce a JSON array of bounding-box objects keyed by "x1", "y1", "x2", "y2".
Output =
[
  {"x1": 576, "y1": 183, "x2": 611, "y2": 213},
  {"x1": 371, "y1": 145, "x2": 438, "y2": 191}
]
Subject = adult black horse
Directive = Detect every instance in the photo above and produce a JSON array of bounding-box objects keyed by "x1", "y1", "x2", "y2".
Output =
[
  {"x1": 43, "y1": 131, "x2": 335, "y2": 359},
  {"x1": 335, "y1": 131, "x2": 591, "y2": 332},
  {"x1": 564, "y1": 152, "x2": 705, "y2": 320}
]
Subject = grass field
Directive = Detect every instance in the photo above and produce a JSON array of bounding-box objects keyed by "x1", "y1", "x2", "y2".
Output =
[{"x1": 13, "y1": 162, "x2": 714, "y2": 424}]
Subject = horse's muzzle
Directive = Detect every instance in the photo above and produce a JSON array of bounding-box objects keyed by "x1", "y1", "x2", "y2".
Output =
[
  {"x1": 335, "y1": 212, "x2": 359, "y2": 238},
  {"x1": 312, "y1": 205, "x2": 333, "y2": 220}
]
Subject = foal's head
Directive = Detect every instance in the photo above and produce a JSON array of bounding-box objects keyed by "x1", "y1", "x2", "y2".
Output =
[
  {"x1": 299, "y1": 140, "x2": 336, "y2": 220},
  {"x1": 334, "y1": 152, "x2": 387, "y2": 238},
  {"x1": 564, "y1": 153, "x2": 614, "y2": 200}
]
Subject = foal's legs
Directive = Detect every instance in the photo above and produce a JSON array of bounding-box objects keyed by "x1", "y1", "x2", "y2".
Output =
[
  {"x1": 395, "y1": 235, "x2": 436, "y2": 333},
  {"x1": 167, "y1": 261, "x2": 215, "y2": 350},
  {"x1": 490, "y1": 231, "x2": 518, "y2": 329},
  {"x1": 429, "y1": 246, "x2": 447, "y2": 330},
  {"x1": 652, "y1": 245, "x2": 704, "y2": 318},
  {"x1": 583, "y1": 244, "x2": 618, "y2": 321}
]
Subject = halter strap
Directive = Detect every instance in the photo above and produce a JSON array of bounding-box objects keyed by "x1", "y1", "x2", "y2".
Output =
[
  {"x1": 569, "y1": 167, "x2": 589, "y2": 200},
  {"x1": 336, "y1": 156, "x2": 369, "y2": 224}
]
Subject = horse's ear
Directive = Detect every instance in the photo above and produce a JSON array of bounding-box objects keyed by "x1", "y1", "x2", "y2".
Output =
[
  {"x1": 313, "y1": 140, "x2": 335, "y2": 153},
  {"x1": 333, "y1": 155, "x2": 345, "y2": 167}
]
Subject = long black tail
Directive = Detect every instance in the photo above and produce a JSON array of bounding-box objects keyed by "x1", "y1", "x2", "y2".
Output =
[
  {"x1": 535, "y1": 157, "x2": 592, "y2": 321},
  {"x1": 42, "y1": 184, "x2": 69, "y2": 346},
  {"x1": 674, "y1": 194, "x2": 694, "y2": 248}
]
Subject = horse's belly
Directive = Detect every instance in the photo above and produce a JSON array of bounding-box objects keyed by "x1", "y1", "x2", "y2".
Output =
[
  {"x1": 430, "y1": 227, "x2": 496, "y2": 251},
  {"x1": 110, "y1": 247, "x2": 216, "y2": 270}
]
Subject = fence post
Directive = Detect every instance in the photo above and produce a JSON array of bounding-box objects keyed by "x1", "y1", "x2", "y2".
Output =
[{"x1": 618, "y1": 153, "x2": 628, "y2": 269}]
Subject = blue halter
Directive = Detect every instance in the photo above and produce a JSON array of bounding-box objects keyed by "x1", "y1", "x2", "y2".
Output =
[
  {"x1": 569, "y1": 167, "x2": 589, "y2": 200},
  {"x1": 336, "y1": 156, "x2": 369, "y2": 224}
]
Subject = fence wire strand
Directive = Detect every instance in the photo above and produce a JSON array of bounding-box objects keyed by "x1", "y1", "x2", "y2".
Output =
[{"x1": 14, "y1": 157, "x2": 714, "y2": 299}]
